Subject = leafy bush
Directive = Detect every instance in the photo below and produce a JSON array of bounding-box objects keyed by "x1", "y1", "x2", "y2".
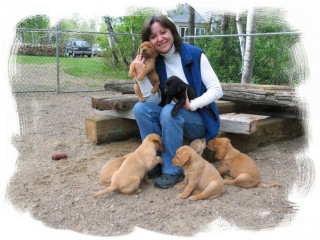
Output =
[{"x1": 197, "y1": 37, "x2": 243, "y2": 83}]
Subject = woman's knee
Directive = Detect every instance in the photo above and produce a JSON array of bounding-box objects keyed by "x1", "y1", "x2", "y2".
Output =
[
  {"x1": 134, "y1": 102, "x2": 162, "y2": 121},
  {"x1": 160, "y1": 104, "x2": 182, "y2": 125},
  {"x1": 133, "y1": 102, "x2": 151, "y2": 120},
  {"x1": 133, "y1": 102, "x2": 144, "y2": 116}
]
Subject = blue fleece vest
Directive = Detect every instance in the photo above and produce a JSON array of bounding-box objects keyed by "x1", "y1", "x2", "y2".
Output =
[{"x1": 155, "y1": 43, "x2": 220, "y2": 142}]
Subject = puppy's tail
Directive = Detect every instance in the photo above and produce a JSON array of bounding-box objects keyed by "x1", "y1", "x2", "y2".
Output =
[
  {"x1": 94, "y1": 185, "x2": 117, "y2": 198},
  {"x1": 257, "y1": 182, "x2": 282, "y2": 188}
]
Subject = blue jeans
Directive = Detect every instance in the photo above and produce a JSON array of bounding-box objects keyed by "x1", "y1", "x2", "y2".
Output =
[{"x1": 133, "y1": 102, "x2": 206, "y2": 175}]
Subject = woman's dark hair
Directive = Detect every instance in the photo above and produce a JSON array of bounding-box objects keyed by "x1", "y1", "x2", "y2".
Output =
[{"x1": 141, "y1": 15, "x2": 182, "y2": 52}]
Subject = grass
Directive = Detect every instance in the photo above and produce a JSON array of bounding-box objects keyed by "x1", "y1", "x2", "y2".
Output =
[{"x1": 12, "y1": 55, "x2": 130, "y2": 81}]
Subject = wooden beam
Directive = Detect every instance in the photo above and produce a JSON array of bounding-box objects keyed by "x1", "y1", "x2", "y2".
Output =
[
  {"x1": 92, "y1": 95, "x2": 271, "y2": 135},
  {"x1": 218, "y1": 117, "x2": 303, "y2": 153},
  {"x1": 104, "y1": 80, "x2": 134, "y2": 94},
  {"x1": 219, "y1": 113, "x2": 269, "y2": 134},
  {"x1": 215, "y1": 100, "x2": 248, "y2": 114},
  {"x1": 94, "y1": 109, "x2": 269, "y2": 135},
  {"x1": 220, "y1": 83, "x2": 298, "y2": 108},
  {"x1": 103, "y1": 80, "x2": 299, "y2": 109},
  {"x1": 85, "y1": 115, "x2": 303, "y2": 153},
  {"x1": 92, "y1": 94, "x2": 138, "y2": 110},
  {"x1": 94, "y1": 109, "x2": 135, "y2": 120},
  {"x1": 85, "y1": 116, "x2": 139, "y2": 144},
  {"x1": 92, "y1": 95, "x2": 246, "y2": 114}
]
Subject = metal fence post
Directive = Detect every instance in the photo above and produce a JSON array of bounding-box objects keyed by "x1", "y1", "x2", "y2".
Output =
[{"x1": 56, "y1": 22, "x2": 61, "y2": 93}]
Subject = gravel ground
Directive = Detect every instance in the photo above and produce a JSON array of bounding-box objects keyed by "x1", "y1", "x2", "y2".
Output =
[{"x1": 5, "y1": 91, "x2": 313, "y2": 238}]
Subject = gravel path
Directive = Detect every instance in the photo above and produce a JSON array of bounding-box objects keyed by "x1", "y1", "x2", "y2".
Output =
[{"x1": 5, "y1": 91, "x2": 313, "y2": 238}]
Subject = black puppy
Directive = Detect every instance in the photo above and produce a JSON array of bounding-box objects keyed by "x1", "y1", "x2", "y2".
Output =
[{"x1": 164, "y1": 76, "x2": 196, "y2": 116}]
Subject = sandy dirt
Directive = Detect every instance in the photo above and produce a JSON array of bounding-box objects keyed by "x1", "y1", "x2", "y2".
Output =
[{"x1": 6, "y1": 91, "x2": 313, "y2": 238}]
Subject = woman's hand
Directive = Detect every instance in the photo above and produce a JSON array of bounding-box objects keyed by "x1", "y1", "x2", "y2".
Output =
[
  {"x1": 134, "y1": 54, "x2": 146, "y2": 77},
  {"x1": 174, "y1": 89, "x2": 191, "y2": 110},
  {"x1": 183, "y1": 88, "x2": 191, "y2": 110}
]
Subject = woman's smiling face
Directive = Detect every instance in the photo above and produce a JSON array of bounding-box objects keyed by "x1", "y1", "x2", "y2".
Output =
[{"x1": 149, "y1": 21, "x2": 174, "y2": 54}]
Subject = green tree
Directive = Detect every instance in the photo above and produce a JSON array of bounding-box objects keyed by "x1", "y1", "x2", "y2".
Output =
[
  {"x1": 100, "y1": 8, "x2": 161, "y2": 71},
  {"x1": 197, "y1": 8, "x2": 303, "y2": 86},
  {"x1": 252, "y1": 8, "x2": 302, "y2": 86},
  {"x1": 17, "y1": 15, "x2": 51, "y2": 44},
  {"x1": 58, "y1": 13, "x2": 97, "y2": 45}
]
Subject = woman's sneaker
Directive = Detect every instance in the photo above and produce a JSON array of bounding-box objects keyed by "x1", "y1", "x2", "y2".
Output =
[
  {"x1": 147, "y1": 164, "x2": 162, "y2": 179},
  {"x1": 154, "y1": 173, "x2": 184, "y2": 189}
]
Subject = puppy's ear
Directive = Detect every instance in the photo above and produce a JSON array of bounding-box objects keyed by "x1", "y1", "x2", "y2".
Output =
[
  {"x1": 207, "y1": 139, "x2": 216, "y2": 151},
  {"x1": 153, "y1": 48, "x2": 158, "y2": 58},
  {"x1": 215, "y1": 138, "x2": 230, "y2": 160},
  {"x1": 215, "y1": 148, "x2": 227, "y2": 160},
  {"x1": 176, "y1": 81, "x2": 186, "y2": 93},
  {"x1": 180, "y1": 149, "x2": 191, "y2": 166},
  {"x1": 152, "y1": 135, "x2": 164, "y2": 152}
]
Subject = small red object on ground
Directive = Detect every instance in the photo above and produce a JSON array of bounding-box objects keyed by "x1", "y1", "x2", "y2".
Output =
[{"x1": 52, "y1": 153, "x2": 68, "y2": 160}]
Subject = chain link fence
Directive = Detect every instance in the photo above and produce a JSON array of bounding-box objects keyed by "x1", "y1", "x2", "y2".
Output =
[{"x1": 8, "y1": 28, "x2": 306, "y2": 93}]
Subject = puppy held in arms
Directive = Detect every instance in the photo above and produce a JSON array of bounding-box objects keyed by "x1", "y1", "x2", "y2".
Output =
[
  {"x1": 128, "y1": 41, "x2": 160, "y2": 102},
  {"x1": 207, "y1": 137, "x2": 282, "y2": 188},
  {"x1": 164, "y1": 76, "x2": 196, "y2": 116},
  {"x1": 172, "y1": 145, "x2": 224, "y2": 200},
  {"x1": 94, "y1": 134, "x2": 164, "y2": 197}
]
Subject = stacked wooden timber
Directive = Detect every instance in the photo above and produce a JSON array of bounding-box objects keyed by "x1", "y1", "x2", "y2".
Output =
[
  {"x1": 104, "y1": 80, "x2": 300, "y2": 109},
  {"x1": 16, "y1": 43, "x2": 65, "y2": 56},
  {"x1": 86, "y1": 81, "x2": 303, "y2": 153}
]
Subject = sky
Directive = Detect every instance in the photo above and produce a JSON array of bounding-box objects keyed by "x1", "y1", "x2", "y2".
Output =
[{"x1": 1, "y1": 0, "x2": 320, "y2": 240}]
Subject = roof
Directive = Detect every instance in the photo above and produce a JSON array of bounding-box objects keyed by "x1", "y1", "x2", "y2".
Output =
[{"x1": 167, "y1": 5, "x2": 206, "y2": 24}]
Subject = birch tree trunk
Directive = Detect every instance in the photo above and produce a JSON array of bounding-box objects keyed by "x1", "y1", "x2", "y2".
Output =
[
  {"x1": 35, "y1": 15, "x2": 39, "y2": 44},
  {"x1": 104, "y1": 16, "x2": 119, "y2": 66},
  {"x1": 236, "y1": 12, "x2": 245, "y2": 59},
  {"x1": 104, "y1": 16, "x2": 130, "y2": 68},
  {"x1": 130, "y1": 27, "x2": 136, "y2": 59},
  {"x1": 241, "y1": 8, "x2": 256, "y2": 84}
]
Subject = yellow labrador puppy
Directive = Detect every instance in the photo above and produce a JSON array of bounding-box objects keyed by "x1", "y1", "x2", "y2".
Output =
[
  {"x1": 97, "y1": 154, "x2": 128, "y2": 186},
  {"x1": 94, "y1": 134, "x2": 164, "y2": 197},
  {"x1": 172, "y1": 145, "x2": 224, "y2": 200},
  {"x1": 189, "y1": 138, "x2": 206, "y2": 155},
  {"x1": 207, "y1": 137, "x2": 281, "y2": 188}
]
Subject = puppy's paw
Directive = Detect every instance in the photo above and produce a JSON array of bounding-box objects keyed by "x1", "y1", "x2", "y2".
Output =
[
  {"x1": 144, "y1": 175, "x2": 153, "y2": 184},
  {"x1": 128, "y1": 73, "x2": 135, "y2": 78},
  {"x1": 134, "y1": 188, "x2": 142, "y2": 194},
  {"x1": 157, "y1": 156, "x2": 163, "y2": 164},
  {"x1": 136, "y1": 73, "x2": 145, "y2": 80},
  {"x1": 223, "y1": 175, "x2": 233, "y2": 180},
  {"x1": 189, "y1": 195, "x2": 200, "y2": 201},
  {"x1": 178, "y1": 192, "x2": 189, "y2": 199},
  {"x1": 175, "y1": 183, "x2": 186, "y2": 191},
  {"x1": 128, "y1": 69, "x2": 135, "y2": 78},
  {"x1": 145, "y1": 179, "x2": 153, "y2": 184},
  {"x1": 151, "y1": 86, "x2": 158, "y2": 93},
  {"x1": 223, "y1": 179, "x2": 235, "y2": 185}
]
